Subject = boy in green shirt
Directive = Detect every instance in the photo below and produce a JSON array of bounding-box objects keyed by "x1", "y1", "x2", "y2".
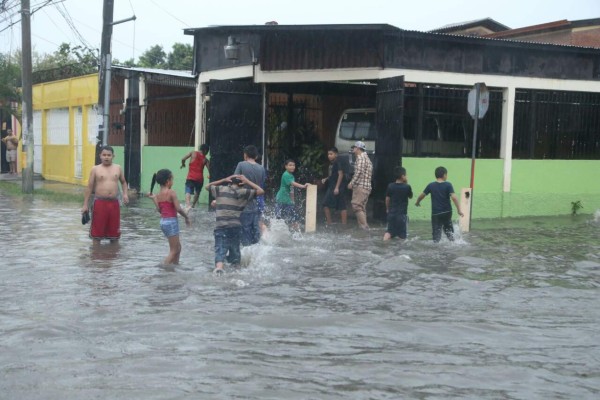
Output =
[{"x1": 275, "y1": 159, "x2": 308, "y2": 230}]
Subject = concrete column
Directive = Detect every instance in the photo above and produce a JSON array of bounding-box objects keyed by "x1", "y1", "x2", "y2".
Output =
[
  {"x1": 459, "y1": 187, "x2": 472, "y2": 233},
  {"x1": 139, "y1": 75, "x2": 147, "y2": 147},
  {"x1": 500, "y1": 86, "x2": 516, "y2": 193},
  {"x1": 305, "y1": 184, "x2": 317, "y2": 233},
  {"x1": 196, "y1": 82, "x2": 205, "y2": 147}
]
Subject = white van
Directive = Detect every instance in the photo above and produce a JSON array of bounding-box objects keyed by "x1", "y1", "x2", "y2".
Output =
[
  {"x1": 334, "y1": 108, "x2": 377, "y2": 155},
  {"x1": 334, "y1": 108, "x2": 467, "y2": 157}
]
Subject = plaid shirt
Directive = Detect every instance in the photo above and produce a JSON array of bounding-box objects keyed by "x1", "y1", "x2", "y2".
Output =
[{"x1": 350, "y1": 151, "x2": 373, "y2": 190}]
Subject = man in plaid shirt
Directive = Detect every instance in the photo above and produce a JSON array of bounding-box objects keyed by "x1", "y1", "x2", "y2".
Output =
[{"x1": 347, "y1": 141, "x2": 373, "y2": 230}]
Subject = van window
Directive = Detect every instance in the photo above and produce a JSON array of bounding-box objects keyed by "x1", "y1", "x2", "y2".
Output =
[{"x1": 339, "y1": 112, "x2": 377, "y2": 141}]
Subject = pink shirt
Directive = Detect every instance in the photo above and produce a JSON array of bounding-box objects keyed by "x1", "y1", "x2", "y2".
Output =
[{"x1": 158, "y1": 201, "x2": 177, "y2": 218}]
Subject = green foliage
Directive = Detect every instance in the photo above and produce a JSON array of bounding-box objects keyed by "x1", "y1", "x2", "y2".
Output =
[
  {"x1": 0, "y1": 52, "x2": 21, "y2": 116},
  {"x1": 297, "y1": 142, "x2": 326, "y2": 182},
  {"x1": 32, "y1": 43, "x2": 98, "y2": 83},
  {"x1": 571, "y1": 200, "x2": 583, "y2": 216},
  {"x1": 113, "y1": 57, "x2": 136, "y2": 67},
  {"x1": 167, "y1": 43, "x2": 193, "y2": 70},
  {"x1": 138, "y1": 45, "x2": 167, "y2": 69}
]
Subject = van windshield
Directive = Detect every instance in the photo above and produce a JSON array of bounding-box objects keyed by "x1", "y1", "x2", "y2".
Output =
[{"x1": 339, "y1": 112, "x2": 377, "y2": 141}]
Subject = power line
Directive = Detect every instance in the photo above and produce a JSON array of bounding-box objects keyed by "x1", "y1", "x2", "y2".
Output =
[
  {"x1": 55, "y1": 2, "x2": 94, "y2": 49},
  {"x1": 148, "y1": 0, "x2": 191, "y2": 28},
  {"x1": 0, "y1": 0, "x2": 60, "y2": 34}
]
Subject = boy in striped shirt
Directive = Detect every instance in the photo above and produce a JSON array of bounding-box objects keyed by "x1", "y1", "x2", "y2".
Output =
[{"x1": 206, "y1": 174, "x2": 264, "y2": 274}]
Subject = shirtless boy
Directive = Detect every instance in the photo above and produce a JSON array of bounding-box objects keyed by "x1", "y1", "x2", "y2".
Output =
[
  {"x1": 2, "y1": 128, "x2": 19, "y2": 174},
  {"x1": 81, "y1": 146, "x2": 129, "y2": 242}
]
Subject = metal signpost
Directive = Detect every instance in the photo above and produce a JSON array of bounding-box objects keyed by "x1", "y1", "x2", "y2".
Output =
[{"x1": 465, "y1": 82, "x2": 489, "y2": 230}]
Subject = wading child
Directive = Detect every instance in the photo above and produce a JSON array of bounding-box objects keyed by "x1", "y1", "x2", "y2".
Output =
[
  {"x1": 415, "y1": 166, "x2": 464, "y2": 243},
  {"x1": 148, "y1": 169, "x2": 191, "y2": 265},
  {"x1": 275, "y1": 159, "x2": 308, "y2": 230},
  {"x1": 234, "y1": 145, "x2": 266, "y2": 246},
  {"x1": 206, "y1": 174, "x2": 264, "y2": 274},
  {"x1": 81, "y1": 145, "x2": 129, "y2": 243},
  {"x1": 321, "y1": 147, "x2": 348, "y2": 226},
  {"x1": 383, "y1": 166, "x2": 413, "y2": 241},
  {"x1": 181, "y1": 143, "x2": 210, "y2": 210}
]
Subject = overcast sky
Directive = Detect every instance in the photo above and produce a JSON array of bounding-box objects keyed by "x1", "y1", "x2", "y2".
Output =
[{"x1": 0, "y1": 0, "x2": 599, "y2": 62}]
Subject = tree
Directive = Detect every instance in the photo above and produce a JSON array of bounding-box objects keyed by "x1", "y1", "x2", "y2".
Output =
[
  {"x1": 137, "y1": 45, "x2": 167, "y2": 69},
  {"x1": 113, "y1": 57, "x2": 137, "y2": 67},
  {"x1": 0, "y1": 52, "x2": 22, "y2": 118},
  {"x1": 167, "y1": 43, "x2": 193, "y2": 71},
  {"x1": 32, "y1": 43, "x2": 98, "y2": 83}
]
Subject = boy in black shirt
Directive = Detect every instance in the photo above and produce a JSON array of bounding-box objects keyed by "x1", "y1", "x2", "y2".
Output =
[
  {"x1": 321, "y1": 147, "x2": 348, "y2": 226},
  {"x1": 415, "y1": 166, "x2": 464, "y2": 242},
  {"x1": 384, "y1": 166, "x2": 413, "y2": 241}
]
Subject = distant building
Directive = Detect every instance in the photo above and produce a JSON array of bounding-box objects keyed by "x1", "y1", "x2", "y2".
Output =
[
  {"x1": 484, "y1": 18, "x2": 600, "y2": 48},
  {"x1": 430, "y1": 18, "x2": 510, "y2": 36},
  {"x1": 432, "y1": 17, "x2": 600, "y2": 49}
]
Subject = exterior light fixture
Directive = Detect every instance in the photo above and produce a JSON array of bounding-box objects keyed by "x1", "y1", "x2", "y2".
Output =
[
  {"x1": 224, "y1": 35, "x2": 256, "y2": 64},
  {"x1": 224, "y1": 36, "x2": 241, "y2": 60}
]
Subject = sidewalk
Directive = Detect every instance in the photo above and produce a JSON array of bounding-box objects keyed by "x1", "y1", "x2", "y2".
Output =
[{"x1": 0, "y1": 173, "x2": 86, "y2": 196}]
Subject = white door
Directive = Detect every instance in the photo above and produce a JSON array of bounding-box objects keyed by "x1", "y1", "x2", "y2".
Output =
[{"x1": 74, "y1": 107, "x2": 83, "y2": 179}]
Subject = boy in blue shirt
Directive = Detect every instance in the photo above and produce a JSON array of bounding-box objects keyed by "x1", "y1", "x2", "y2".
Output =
[
  {"x1": 383, "y1": 166, "x2": 413, "y2": 241},
  {"x1": 415, "y1": 166, "x2": 464, "y2": 243}
]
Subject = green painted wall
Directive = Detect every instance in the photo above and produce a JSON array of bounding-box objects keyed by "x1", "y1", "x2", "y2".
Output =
[
  {"x1": 403, "y1": 158, "x2": 599, "y2": 220},
  {"x1": 112, "y1": 146, "x2": 125, "y2": 168},
  {"x1": 130, "y1": 149, "x2": 599, "y2": 219},
  {"x1": 140, "y1": 146, "x2": 210, "y2": 205}
]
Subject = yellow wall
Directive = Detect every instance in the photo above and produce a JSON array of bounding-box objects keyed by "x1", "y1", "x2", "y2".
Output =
[{"x1": 33, "y1": 74, "x2": 98, "y2": 185}]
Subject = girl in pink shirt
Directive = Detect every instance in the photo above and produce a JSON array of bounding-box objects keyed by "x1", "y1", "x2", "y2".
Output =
[{"x1": 148, "y1": 169, "x2": 190, "y2": 265}]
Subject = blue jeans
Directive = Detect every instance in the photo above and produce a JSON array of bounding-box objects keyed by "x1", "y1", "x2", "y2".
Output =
[
  {"x1": 240, "y1": 211, "x2": 261, "y2": 246},
  {"x1": 214, "y1": 227, "x2": 241, "y2": 264}
]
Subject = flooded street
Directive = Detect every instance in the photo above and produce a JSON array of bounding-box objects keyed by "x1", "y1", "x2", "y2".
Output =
[{"x1": 1, "y1": 193, "x2": 599, "y2": 399}]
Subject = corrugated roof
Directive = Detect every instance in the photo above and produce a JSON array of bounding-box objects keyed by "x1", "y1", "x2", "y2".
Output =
[
  {"x1": 112, "y1": 66, "x2": 194, "y2": 79},
  {"x1": 184, "y1": 23, "x2": 398, "y2": 35},
  {"x1": 184, "y1": 23, "x2": 600, "y2": 53},
  {"x1": 401, "y1": 28, "x2": 600, "y2": 52}
]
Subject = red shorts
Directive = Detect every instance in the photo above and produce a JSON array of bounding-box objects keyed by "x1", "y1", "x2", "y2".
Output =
[{"x1": 90, "y1": 198, "x2": 121, "y2": 240}]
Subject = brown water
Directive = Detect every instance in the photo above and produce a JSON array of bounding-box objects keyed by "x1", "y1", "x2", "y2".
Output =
[{"x1": 1, "y1": 193, "x2": 599, "y2": 399}]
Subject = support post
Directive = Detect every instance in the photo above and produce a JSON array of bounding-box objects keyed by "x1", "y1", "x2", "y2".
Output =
[
  {"x1": 305, "y1": 184, "x2": 317, "y2": 233},
  {"x1": 20, "y1": 0, "x2": 34, "y2": 193},
  {"x1": 97, "y1": 0, "x2": 114, "y2": 161},
  {"x1": 459, "y1": 188, "x2": 472, "y2": 233}
]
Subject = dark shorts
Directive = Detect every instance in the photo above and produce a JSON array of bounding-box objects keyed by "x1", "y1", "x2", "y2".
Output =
[
  {"x1": 431, "y1": 211, "x2": 454, "y2": 242},
  {"x1": 275, "y1": 203, "x2": 300, "y2": 224},
  {"x1": 323, "y1": 187, "x2": 347, "y2": 211},
  {"x1": 185, "y1": 179, "x2": 203, "y2": 195},
  {"x1": 214, "y1": 227, "x2": 241, "y2": 264},
  {"x1": 386, "y1": 213, "x2": 408, "y2": 239}
]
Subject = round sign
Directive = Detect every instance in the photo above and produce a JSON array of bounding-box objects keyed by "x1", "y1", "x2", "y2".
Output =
[{"x1": 468, "y1": 83, "x2": 489, "y2": 119}]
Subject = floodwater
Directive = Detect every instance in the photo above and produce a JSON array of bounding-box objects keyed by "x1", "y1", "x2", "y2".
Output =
[{"x1": 1, "y1": 193, "x2": 599, "y2": 400}]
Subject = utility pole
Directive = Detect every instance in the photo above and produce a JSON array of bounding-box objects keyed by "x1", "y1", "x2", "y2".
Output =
[
  {"x1": 21, "y1": 0, "x2": 34, "y2": 193},
  {"x1": 97, "y1": 0, "x2": 114, "y2": 163}
]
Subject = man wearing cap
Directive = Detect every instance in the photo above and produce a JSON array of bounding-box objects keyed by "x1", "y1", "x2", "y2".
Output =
[{"x1": 347, "y1": 140, "x2": 373, "y2": 230}]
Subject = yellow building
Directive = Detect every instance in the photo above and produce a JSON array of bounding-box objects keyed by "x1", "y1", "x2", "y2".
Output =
[{"x1": 32, "y1": 74, "x2": 98, "y2": 185}]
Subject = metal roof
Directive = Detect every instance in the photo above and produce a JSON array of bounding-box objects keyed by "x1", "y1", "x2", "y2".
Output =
[
  {"x1": 184, "y1": 23, "x2": 399, "y2": 35},
  {"x1": 112, "y1": 66, "x2": 194, "y2": 79},
  {"x1": 184, "y1": 23, "x2": 600, "y2": 53}
]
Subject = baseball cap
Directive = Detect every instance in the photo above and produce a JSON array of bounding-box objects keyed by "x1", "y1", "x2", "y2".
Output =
[{"x1": 351, "y1": 140, "x2": 367, "y2": 150}]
